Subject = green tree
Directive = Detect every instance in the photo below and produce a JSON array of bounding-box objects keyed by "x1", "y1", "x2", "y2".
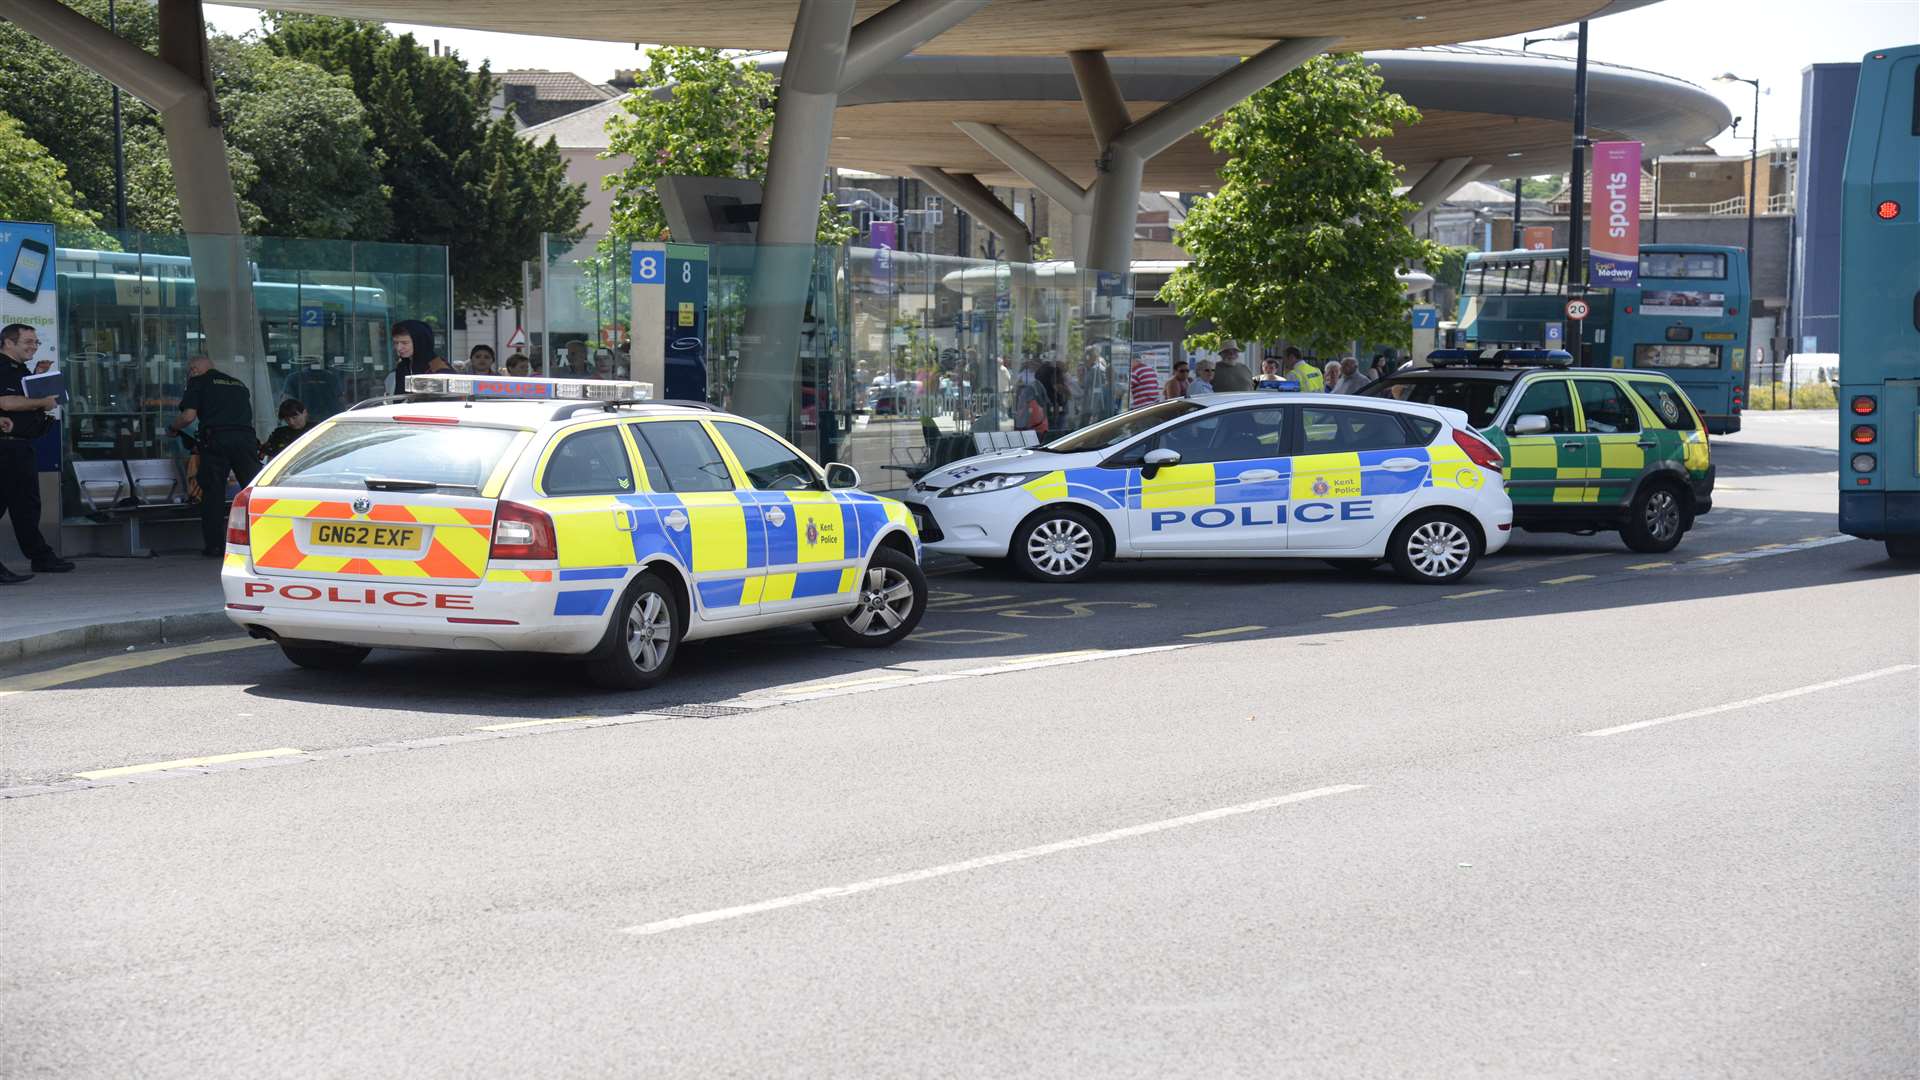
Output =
[
  {"x1": 602, "y1": 46, "x2": 851, "y2": 246},
  {"x1": 1160, "y1": 53, "x2": 1437, "y2": 356},
  {"x1": 0, "y1": 112, "x2": 116, "y2": 249},
  {"x1": 263, "y1": 14, "x2": 585, "y2": 307}
]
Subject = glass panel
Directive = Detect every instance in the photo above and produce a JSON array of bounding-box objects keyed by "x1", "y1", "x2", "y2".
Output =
[
  {"x1": 1362, "y1": 375, "x2": 1510, "y2": 429},
  {"x1": 1045, "y1": 399, "x2": 1204, "y2": 453},
  {"x1": 1634, "y1": 343, "x2": 1721, "y2": 369},
  {"x1": 1155, "y1": 406, "x2": 1288, "y2": 464},
  {"x1": 1510, "y1": 379, "x2": 1576, "y2": 433},
  {"x1": 275, "y1": 421, "x2": 516, "y2": 491},
  {"x1": 1639, "y1": 252, "x2": 1727, "y2": 280},
  {"x1": 631, "y1": 420, "x2": 734, "y2": 492},
  {"x1": 713, "y1": 421, "x2": 825, "y2": 491},
  {"x1": 1574, "y1": 379, "x2": 1640, "y2": 433},
  {"x1": 542, "y1": 426, "x2": 635, "y2": 496},
  {"x1": 1300, "y1": 406, "x2": 1422, "y2": 453},
  {"x1": 1630, "y1": 382, "x2": 1698, "y2": 430}
]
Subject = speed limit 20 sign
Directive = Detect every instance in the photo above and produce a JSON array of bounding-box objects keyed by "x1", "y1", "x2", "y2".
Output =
[{"x1": 1565, "y1": 297, "x2": 1592, "y2": 321}]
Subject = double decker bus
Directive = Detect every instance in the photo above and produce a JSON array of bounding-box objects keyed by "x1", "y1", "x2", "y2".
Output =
[
  {"x1": 1839, "y1": 45, "x2": 1919, "y2": 562},
  {"x1": 1454, "y1": 243, "x2": 1751, "y2": 434}
]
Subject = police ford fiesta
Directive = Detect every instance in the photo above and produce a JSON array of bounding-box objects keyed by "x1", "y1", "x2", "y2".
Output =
[
  {"x1": 222, "y1": 375, "x2": 926, "y2": 687},
  {"x1": 901, "y1": 394, "x2": 1514, "y2": 584}
]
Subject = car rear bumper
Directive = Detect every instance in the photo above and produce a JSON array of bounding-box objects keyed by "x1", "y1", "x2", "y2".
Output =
[
  {"x1": 221, "y1": 564, "x2": 610, "y2": 654},
  {"x1": 1692, "y1": 464, "x2": 1715, "y2": 515},
  {"x1": 1841, "y1": 491, "x2": 1920, "y2": 541}
]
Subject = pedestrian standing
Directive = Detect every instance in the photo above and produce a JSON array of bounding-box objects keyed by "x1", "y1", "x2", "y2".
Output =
[
  {"x1": 1285, "y1": 346, "x2": 1325, "y2": 392},
  {"x1": 1321, "y1": 361, "x2": 1341, "y2": 392},
  {"x1": 0, "y1": 323, "x2": 73, "y2": 581},
  {"x1": 1333, "y1": 357, "x2": 1374, "y2": 395},
  {"x1": 1210, "y1": 341, "x2": 1253, "y2": 392},
  {"x1": 468, "y1": 344, "x2": 497, "y2": 375},
  {"x1": 506, "y1": 353, "x2": 533, "y2": 377},
  {"x1": 167, "y1": 354, "x2": 261, "y2": 557},
  {"x1": 1191, "y1": 359, "x2": 1216, "y2": 395},
  {"x1": 1164, "y1": 358, "x2": 1193, "y2": 400},
  {"x1": 384, "y1": 320, "x2": 442, "y2": 395},
  {"x1": 261, "y1": 399, "x2": 309, "y2": 458},
  {"x1": 1129, "y1": 356, "x2": 1162, "y2": 409}
]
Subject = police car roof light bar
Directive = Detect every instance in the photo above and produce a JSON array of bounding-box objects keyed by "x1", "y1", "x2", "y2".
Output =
[
  {"x1": 1425, "y1": 349, "x2": 1488, "y2": 367},
  {"x1": 1490, "y1": 349, "x2": 1574, "y2": 368},
  {"x1": 403, "y1": 374, "x2": 656, "y2": 402}
]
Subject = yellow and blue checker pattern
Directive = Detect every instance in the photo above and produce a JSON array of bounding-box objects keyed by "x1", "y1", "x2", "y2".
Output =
[
  {"x1": 542, "y1": 489, "x2": 914, "y2": 618},
  {"x1": 1017, "y1": 448, "x2": 1450, "y2": 512}
]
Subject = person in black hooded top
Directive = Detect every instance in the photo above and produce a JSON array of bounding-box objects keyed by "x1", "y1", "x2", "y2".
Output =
[{"x1": 385, "y1": 320, "x2": 446, "y2": 395}]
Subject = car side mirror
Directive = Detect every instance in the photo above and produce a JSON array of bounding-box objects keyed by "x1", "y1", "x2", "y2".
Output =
[
  {"x1": 1140, "y1": 447, "x2": 1180, "y2": 479},
  {"x1": 1510, "y1": 414, "x2": 1551, "y2": 436},
  {"x1": 825, "y1": 462, "x2": 861, "y2": 489}
]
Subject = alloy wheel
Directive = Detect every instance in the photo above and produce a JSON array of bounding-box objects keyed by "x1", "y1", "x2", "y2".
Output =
[
  {"x1": 1026, "y1": 517, "x2": 1095, "y2": 577},
  {"x1": 1406, "y1": 519, "x2": 1472, "y2": 579},
  {"x1": 845, "y1": 565, "x2": 916, "y2": 637},
  {"x1": 625, "y1": 591, "x2": 672, "y2": 672},
  {"x1": 1644, "y1": 489, "x2": 1681, "y2": 542}
]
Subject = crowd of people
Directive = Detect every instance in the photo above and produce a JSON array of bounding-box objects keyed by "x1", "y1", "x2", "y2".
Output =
[{"x1": 1131, "y1": 340, "x2": 1394, "y2": 410}]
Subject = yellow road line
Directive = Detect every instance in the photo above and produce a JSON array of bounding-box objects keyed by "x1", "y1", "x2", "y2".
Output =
[
  {"x1": 988, "y1": 649, "x2": 1105, "y2": 666},
  {"x1": 1323, "y1": 606, "x2": 1394, "y2": 619},
  {"x1": 1443, "y1": 589, "x2": 1502, "y2": 600},
  {"x1": 476, "y1": 716, "x2": 596, "y2": 731},
  {"x1": 928, "y1": 594, "x2": 1015, "y2": 608},
  {"x1": 1695, "y1": 551, "x2": 1737, "y2": 561},
  {"x1": 76, "y1": 747, "x2": 304, "y2": 780},
  {"x1": 0, "y1": 638, "x2": 267, "y2": 696},
  {"x1": 937, "y1": 597, "x2": 1071, "y2": 614},
  {"x1": 1485, "y1": 552, "x2": 1604, "y2": 573},
  {"x1": 1541, "y1": 574, "x2": 1595, "y2": 585},
  {"x1": 1184, "y1": 625, "x2": 1266, "y2": 639},
  {"x1": 1625, "y1": 561, "x2": 1672, "y2": 570}
]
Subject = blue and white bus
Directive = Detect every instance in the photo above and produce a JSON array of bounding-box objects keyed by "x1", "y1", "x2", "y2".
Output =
[
  {"x1": 1838, "y1": 45, "x2": 1919, "y2": 562},
  {"x1": 1456, "y1": 244, "x2": 1751, "y2": 434}
]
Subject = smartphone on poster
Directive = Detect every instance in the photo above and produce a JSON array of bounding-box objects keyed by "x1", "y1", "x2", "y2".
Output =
[{"x1": 6, "y1": 237, "x2": 49, "y2": 303}]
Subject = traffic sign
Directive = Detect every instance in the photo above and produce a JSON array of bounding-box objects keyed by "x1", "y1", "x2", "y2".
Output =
[
  {"x1": 1544, "y1": 322, "x2": 1565, "y2": 344},
  {"x1": 507, "y1": 326, "x2": 527, "y2": 349},
  {"x1": 1565, "y1": 298, "x2": 1591, "y2": 321},
  {"x1": 631, "y1": 248, "x2": 664, "y2": 285},
  {"x1": 298, "y1": 305, "x2": 325, "y2": 328},
  {"x1": 1410, "y1": 306, "x2": 1438, "y2": 330}
]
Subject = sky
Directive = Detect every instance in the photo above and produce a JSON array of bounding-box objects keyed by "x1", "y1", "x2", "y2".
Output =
[{"x1": 203, "y1": 0, "x2": 1906, "y2": 156}]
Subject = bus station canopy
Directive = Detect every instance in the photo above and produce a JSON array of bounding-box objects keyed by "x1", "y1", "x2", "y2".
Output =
[
  {"x1": 819, "y1": 47, "x2": 1733, "y2": 192},
  {"x1": 221, "y1": 0, "x2": 1658, "y2": 56}
]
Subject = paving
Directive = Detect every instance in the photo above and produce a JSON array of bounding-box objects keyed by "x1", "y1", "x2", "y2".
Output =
[{"x1": 4, "y1": 406, "x2": 1914, "y2": 1078}]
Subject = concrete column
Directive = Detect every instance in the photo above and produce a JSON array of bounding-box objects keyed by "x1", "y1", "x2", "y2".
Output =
[
  {"x1": 1400, "y1": 156, "x2": 1474, "y2": 225},
  {"x1": 734, "y1": 0, "x2": 983, "y2": 432},
  {"x1": 1081, "y1": 36, "x2": 1336, "y2": 273},
  {"x1": 906, "y1": 167, "x2": 1030, "y2": 262}
]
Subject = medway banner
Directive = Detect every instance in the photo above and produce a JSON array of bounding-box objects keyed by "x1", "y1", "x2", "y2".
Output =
[{"x1": 1590, "y1": 141, "x2": 1643, "y2": 287}]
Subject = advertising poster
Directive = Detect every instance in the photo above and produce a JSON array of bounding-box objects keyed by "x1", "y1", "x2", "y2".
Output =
[
  {"x1": 1641, "y1": 289, "x2": 1727, "y2": 318},
  {"x1": 0, "y1": 220, "x2": 60, "y2": 470},
  {"x1": 664, "y1": 243, "x2": 708, "y2": 401},
  {"x1": 1522, "y1": 226, "x2": 1556, "y2": 251},
  {"x1": 868, "y1": 221, "x2": 897, "y2": 290},
  {"x1": 1589, "y1": 141, "x2": 1643, "y2": 287}
]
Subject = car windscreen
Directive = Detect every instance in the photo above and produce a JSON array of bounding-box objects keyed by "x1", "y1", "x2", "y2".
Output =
[
  {"x1": 1040, "y1": 399, "x2": 1205, "y2": 452},
  {"x1": 1360, "y1": 376, "x2": 1511, "y2": 429},
  {"x1": 273, "y1": 421, "x2": 523, "y2": 491}
]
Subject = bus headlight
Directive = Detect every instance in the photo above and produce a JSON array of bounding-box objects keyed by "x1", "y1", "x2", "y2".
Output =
[{"x1": 1851, "y1": 453, "x2": 1877, "y2": 473}]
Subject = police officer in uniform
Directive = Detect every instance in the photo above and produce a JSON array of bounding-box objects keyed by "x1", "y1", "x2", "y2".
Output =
[
  {"x1": 0, "y1": 323, "x2": 74, "y2": 582},
  {"x1": 166, "y1": 354, "x2": 261, "y2": 557}
]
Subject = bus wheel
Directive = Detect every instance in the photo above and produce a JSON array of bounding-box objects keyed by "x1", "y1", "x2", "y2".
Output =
[{"x1": 1888, "y1": 538, "x2": 1920, "y2": 563}]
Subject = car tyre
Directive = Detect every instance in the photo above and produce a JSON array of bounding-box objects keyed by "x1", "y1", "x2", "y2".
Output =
[
  {"x1": 279, "y1": 641, "x2": 371, "y2": 670},
  {"x1": 1621, "y1": 481, "x2": 1687, "y2": 553},
  {"x1": 1387, "y1": 510, "x2": 1480, "y2": 585},
  {"x1": 586, "y1": 572, "x2": 682, "y2": 689},
  {"x1": 816, "y1": 545, "x2": 927, "y2": 648},
  {"x1": 1010, "y1": 506, "x2": 1104, "y2": 583}
]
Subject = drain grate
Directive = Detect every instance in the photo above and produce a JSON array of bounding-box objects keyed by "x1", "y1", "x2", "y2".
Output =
[{"x1": 650, "y1": 703, "x2": 755, "y2": 719}]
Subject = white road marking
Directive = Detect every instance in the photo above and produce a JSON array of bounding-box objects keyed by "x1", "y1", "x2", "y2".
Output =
[
  {"x1": 1184, "y1": 625, "x2": 1265, "y2": 638},
  {"x1": 1541, "y1": 574, "x2": 1595, "y2": 585},
  {"x1": 475, "y1": 716, "x2": 596, "y2": 731},
  {"x1": 76, "y1": 747, "x2": 305, "y2": 780},
  {"x1": 1443, "y1": 589, "x2": 1502, "y2": 600},
  {"x1": 1579, "y1": 664, "x2": 1918, "y2": 738},
  {"x1": 619, "y1": 784, "x2": 1367, "y2": 936},
  {"x1": 1324, "y1": 605, "x2": 1394, "y2": 619}
]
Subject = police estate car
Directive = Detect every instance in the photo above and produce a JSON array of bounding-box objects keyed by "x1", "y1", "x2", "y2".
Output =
[
  {"x1": 222, "y1": 375, "x2": 926, "y2": 687},
  {"x1": 1361, "y1": 350, "x2": 1713, "y2": 553},
  {"x1": 901, "y1": 393, "x2": 1514, "y2": 585}
]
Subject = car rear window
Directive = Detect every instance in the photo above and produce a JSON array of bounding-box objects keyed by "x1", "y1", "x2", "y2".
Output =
[
  {"x1": 1362, "y1": 375, "x2": 1510, "y2": 428},
  {"x1": 274, "y1": 421, "x2": 522, "y2": 492},
  {"x1": 1630, "y1": 381, "x2": 1698, "y2": 430}
]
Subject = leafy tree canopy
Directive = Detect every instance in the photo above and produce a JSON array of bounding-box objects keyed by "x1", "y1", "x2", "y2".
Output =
[
  {"x1": 602, "y1": 47, "x2": 852, "y2": 247},
  {"x1": 0, "y1": 112, "x2": 116, "y2": 249},
  {"x1": 1160, "y1": 53, "x2": 1437, "y2": 357}
]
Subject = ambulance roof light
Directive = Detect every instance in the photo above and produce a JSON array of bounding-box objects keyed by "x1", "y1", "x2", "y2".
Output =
[{"x1": 404, "y1": 374, "x2": 654, "y2": 402}]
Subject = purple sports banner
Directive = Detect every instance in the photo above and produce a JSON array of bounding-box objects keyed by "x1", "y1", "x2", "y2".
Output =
[{"x1": 1590, "y1": 141, "x2": 1643, "y2": 287}]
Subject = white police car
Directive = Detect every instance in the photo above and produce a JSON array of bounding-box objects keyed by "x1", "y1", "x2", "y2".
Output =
[
  {"x1": 901, "y1": 394, "x2": 1514, "y2": 584},
  {"x1": 222, "y1": 375, "x2": 925, "y2": 687}
]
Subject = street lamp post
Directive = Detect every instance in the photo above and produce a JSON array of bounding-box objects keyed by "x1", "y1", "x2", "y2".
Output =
[
  {"x1": 1511, "y1": 176, "x2": 1524, "y2": 249},
  {"x1": 109, "y1": 0, "x2": 126, "y2": 233},
  {"x1": 1568, "y1": 22, "x2": 1591, "y2": 305},
  {"x1": 1717, "y1": 72, "x2": 1762, "y2": 400}
]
